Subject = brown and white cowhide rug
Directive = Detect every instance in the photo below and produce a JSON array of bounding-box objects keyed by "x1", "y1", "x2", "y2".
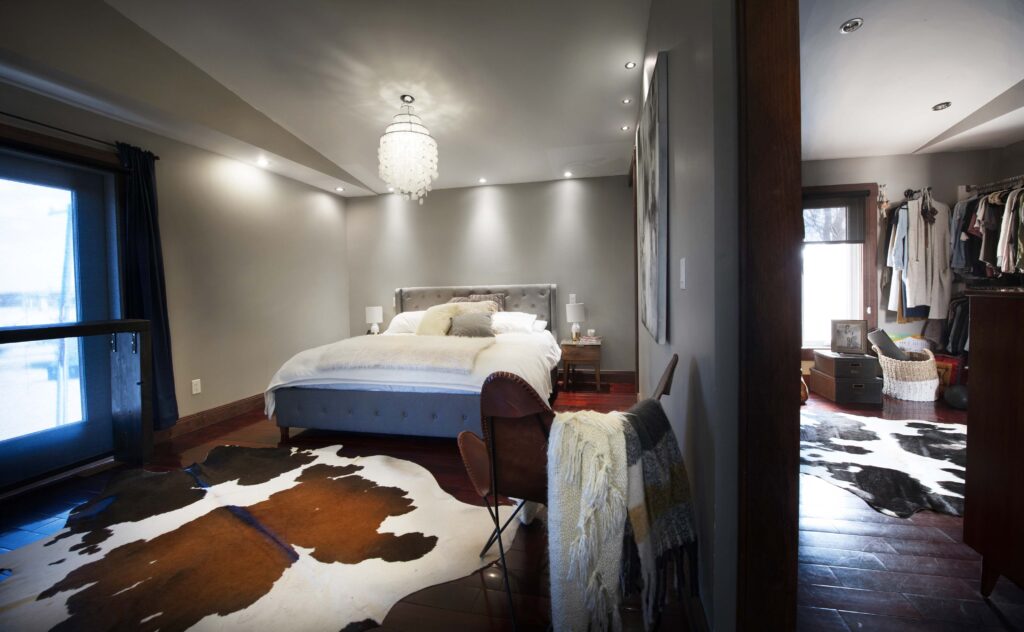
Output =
[
  {"x1": 0, "y1": 445, "x2": 517, "y2": 631},
  {"x1": 801, "y1": 409, "x2": 966, "y2": 518}
]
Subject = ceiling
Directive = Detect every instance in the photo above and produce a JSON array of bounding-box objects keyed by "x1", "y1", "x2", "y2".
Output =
[
  {"x1": 801, "y1": 0, "x2": 1024, "y2": 161},
  {"x1": 102, "y1": 0, "x2": 650, "y2": 195}
]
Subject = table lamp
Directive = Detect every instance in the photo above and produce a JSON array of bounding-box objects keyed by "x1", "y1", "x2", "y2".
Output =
[
  {"x1": 365, "y1": 306, "x2": 384, "y2": 335},
  {"x1": 566, "y1": 302, "x2": 586, "y2": 342}
]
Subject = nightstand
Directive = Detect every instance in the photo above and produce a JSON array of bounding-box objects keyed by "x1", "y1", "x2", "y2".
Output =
[{"x1": 560, "y1": 340, "x2": 602, "y2": 391}]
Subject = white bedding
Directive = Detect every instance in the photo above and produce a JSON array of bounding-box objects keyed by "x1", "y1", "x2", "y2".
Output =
[{"x1": 264, "y1": 330, "x2": 562, "y2": 417}]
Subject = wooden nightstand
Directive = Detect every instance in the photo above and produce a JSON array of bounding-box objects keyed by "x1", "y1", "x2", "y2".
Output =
[{"x1": 560, "y1": 340, "x2": 602, "y2": 391}]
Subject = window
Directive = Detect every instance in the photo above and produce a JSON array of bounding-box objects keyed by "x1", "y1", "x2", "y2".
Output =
[
  {"x1": 801, "y1": 187, "x2": 877, "y2": 350},
  {"x1": 0, "y1": 146, "x2": 118, "y2": 485},
  {"x1": 0, "y1": 179, "x2": 83, "y2": 440}
]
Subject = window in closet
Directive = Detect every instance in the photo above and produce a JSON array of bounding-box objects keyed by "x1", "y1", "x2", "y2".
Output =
[{"x1": 800, "y1": 185, "x2": 877, "y2": 350}]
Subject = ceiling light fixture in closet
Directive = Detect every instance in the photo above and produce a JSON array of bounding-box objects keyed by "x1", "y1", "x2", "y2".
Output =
[
  {"x1": 378, "y1": 94, "x2": 439, "y2": 203},
  {"x1": 621, "y1": 125, "x2": 630, "y2": 131},
  {"x1": 623, "y1": 98, "x2": 632, "y2": 105},
  {"x1": 932, "y1": 101, "x2": 952, "y2": 111},
  {"x1": 839, "y1": 18, "x2": 863, "y2": 34},
  {"x1": 624, "y1": 61, "x2": 637, "y2": 69},
  {"x1": 257, "y1": 156, "x2": 269, "y2": 167},
  {"x1": 478, "y1": 177, "x2": 487, "y2": 184},
  {"x1": 335, "y1": 187, "x2": 344, "y2": 192},
  {"x1": 564, "y1": 171, "x2": 573, "y2": 178}
]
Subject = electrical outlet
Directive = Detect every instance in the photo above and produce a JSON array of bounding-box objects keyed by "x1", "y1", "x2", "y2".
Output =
[{"x1": 191, "y1": 379, "x2": 202, "y2": 395}]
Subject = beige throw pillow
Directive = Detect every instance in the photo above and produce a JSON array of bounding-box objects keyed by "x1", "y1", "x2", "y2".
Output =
[
  {"x1": 416, "y1": 303, "x2": 462, "y2": 336},
  {"x1": 415, "y1": 301, "x2": 499, "y2": 335}
]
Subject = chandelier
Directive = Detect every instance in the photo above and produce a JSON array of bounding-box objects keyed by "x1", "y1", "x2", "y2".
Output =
[{"x1": 378, "y1": 94, "x2": 439, "y2": 203}]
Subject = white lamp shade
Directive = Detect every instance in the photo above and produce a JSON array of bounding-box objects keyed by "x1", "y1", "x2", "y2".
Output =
[
  {"x1": 365, "y1": 306, "x2": 384, "y2": 324},
  {"x1": 566, "y1": 303, "x2": 586, "y2": 323}
]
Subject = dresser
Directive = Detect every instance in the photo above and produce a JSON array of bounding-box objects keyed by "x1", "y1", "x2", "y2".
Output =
[{"x1": 965, "y1": 289, "x2": 1024, "y2": 595}]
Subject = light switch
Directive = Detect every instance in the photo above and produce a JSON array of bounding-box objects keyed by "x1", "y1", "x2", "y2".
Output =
[
  {"x1": 680, "y1": 258, "x2": 686, "y2": 290},
  {"x1": 191, "y1": 379, "x2": 202, "y2": 395}
]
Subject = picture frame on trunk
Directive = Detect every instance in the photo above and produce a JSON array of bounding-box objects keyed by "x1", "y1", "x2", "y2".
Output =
[{"x1": 831, "y1": 319, "x2": 868, "y2": 354}]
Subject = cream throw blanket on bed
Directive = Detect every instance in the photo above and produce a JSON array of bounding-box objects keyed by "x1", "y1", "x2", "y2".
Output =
[
  {"x1": 317, "y1": 335, "x2": 495, "y2": 374},
  {"x1": 548, "y1": 410, "x2": 628, "y2": 632}
]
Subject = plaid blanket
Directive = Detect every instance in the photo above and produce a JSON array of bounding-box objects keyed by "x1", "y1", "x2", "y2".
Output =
[{"x1": 621, "y1": 398, "x2": 697, "y2": 631}]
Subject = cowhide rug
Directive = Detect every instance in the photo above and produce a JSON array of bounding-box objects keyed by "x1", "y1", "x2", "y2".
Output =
[
  {"x1": 0, "y1": 445, "x2": 518, "y2": 631},
  {"x1": 800, "y1": 409, "x2": 966, "y2": 518}
]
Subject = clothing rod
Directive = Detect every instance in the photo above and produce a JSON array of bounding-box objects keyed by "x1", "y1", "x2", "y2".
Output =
[
  {"x1": 966, "y1": 174, "x2": 1023, "y2": 194},
  {"x1": 0, "y1": 110, "x2": 159, "y2": 160}
]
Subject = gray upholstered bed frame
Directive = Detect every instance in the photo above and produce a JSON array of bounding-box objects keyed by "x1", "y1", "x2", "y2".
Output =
[{"x1": 274, "y1": 284, "x2": 557, "y2": 440}]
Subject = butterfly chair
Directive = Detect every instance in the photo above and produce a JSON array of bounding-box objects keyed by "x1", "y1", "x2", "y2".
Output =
[
  {"x1": 458, "y1": 371, "x2": 554, "y2": 629},
  {"x1": 457, "y1": 356, "x2": 679, "y2": 627}
]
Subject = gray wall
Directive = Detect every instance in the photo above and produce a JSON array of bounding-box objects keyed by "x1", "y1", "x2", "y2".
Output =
[
  {"x1": 0, "y1": 83, "x2": 351, "y2": 417},
  {"x1": 639, "y1": 0, "x2": 739, "y2": 628},
  {"x1": 802, "y1": 150, "x2": 998, "y2": 338},
  {"x1": 996, "y1": 139, "x2": 1024, "y2": 179},
  {"x1": 344, "y1": 177, "x2": 636, "y2": 370}
]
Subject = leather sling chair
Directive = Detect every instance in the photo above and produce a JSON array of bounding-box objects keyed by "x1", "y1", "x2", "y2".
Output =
[{"x1": 457, "y1": 354, "x2": 678, "y2": 627}]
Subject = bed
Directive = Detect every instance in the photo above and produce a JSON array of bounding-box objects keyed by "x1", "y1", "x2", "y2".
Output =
[{"x1": 268, "y1": 284, "x2": 559, "y2": 439}]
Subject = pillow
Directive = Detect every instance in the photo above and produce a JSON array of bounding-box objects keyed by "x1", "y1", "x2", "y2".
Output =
[
  {"x1": 457, "y1": 300, "x2": 499, "y2": 315},
  {"x1": 384, "y1": 310, "x2": 425, "y2": 334},
  {"x1": 416, "y1": 303, "x2": 462, "y2": 336},
  {"x1": 449, "y1": 312, "x2": 495, "y2": 338},
  {"x1": 448, "y1": 293, "x2": 506, "y2": 310},
  {"x1": 533, "y1": 319, "x2": 548, "y2": 332},
  {"x1": 469, "y1": 293, "x2": 506, "y2": 310},
  {"x1": 492, "y1": 311, "x2": 538, "y2": 334}
]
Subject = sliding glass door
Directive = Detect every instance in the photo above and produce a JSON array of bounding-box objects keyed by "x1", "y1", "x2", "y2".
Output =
[{"x1": 0, "y1": 148, "x2": 119, "y2": 489}]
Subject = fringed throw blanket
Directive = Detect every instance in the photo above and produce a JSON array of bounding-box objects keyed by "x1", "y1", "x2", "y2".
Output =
[
  {"x1": 548, "y1": 410, "x2": 629, "y2": 632},
  {"x1": 317, "y1": 335, "x2": 494, "y2": 374},
  {"x1": 547, "y1": 401, "x2": 697, "y2": 632},
  {"x1": 621, "y1": 399, "x2": 697, "y2": 631}
]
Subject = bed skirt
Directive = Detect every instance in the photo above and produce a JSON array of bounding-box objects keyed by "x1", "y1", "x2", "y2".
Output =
[{"x1": 273, "y1": 387, "x2": 482, "y2": 438}]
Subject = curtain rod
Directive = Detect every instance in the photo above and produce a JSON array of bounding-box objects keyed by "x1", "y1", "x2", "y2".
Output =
[
  {"x1": 966, "y1": 174, "x2": 1023, "y2": 195},
  {"x1": 0, "y1": 110, "x2": 159, "y2": 160}
]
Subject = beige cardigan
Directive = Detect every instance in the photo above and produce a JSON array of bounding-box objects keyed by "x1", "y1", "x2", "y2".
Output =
[{"x1": 888, "y1": 197, "x2": 953, "y2": 320}]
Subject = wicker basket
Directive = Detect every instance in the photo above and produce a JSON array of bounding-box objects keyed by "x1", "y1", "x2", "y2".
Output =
[{"x1": 871, "y1": 346, "x2": 940, "y2": 401}]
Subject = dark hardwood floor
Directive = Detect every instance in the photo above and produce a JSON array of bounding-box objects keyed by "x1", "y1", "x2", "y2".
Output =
[
  {"x1": 0, "y1": 382, "x2": 687, "y2": 631},
  {"x1": 798, "y1": 394, "x2": 1024, "y2": 631}
]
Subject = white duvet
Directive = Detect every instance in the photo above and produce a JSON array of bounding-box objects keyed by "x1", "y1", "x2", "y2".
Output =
[{"x1": 264, "y1": 331, "x2": 562, "y2": 417}]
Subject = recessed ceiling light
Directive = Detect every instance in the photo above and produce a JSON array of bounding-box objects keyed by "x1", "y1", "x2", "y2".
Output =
[
  {"x1": 388, "y1": 186, "x2": 395, "y2": 192},
  {"x1": 335, "y1": 186, "x2": 344, "y2": 192},
  {"x1": 932, "y1": 101, "x2": 952, "y2": 111},
  {"x1": 840, "y1": 18, "x2": 863, "y2": 34},
  {"x1": 624, "y1": 61, "x2": 637, "y2": 69},
  {"x1": 478, "y1": 177, "x2": 487, "y2": 184},
  {"x1": 564, "y1": 171, "x2": 573, "y2": 178},
  {"x1": 622, "y1": 98, "x2": 632, "y2": 105},
  {"x1": 257, "y1": 156, "x2": 269, "y2": 167},
  {"x1": 621, "y1": 125, "x2": 630, "y2": 131}
]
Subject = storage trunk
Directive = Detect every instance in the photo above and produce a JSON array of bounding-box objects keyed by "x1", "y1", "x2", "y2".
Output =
[
  {"x1": 808, "y1": 368, "x2": 883, "y2": 405},
  {"x1": 813, "y1": 351, "x2": 880, "y2": 379}
]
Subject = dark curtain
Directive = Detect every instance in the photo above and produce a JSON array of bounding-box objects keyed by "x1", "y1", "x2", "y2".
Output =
[{"x1": 116, "y1": 143, "x2": 179, "y2": 429}]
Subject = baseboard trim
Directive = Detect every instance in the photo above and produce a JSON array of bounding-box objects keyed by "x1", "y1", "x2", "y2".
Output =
[{"x1": 156, "y1": 394, "x2": 264, "y2": 443}]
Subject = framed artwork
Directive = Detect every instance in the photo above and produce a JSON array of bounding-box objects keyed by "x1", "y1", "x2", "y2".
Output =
[
  {"x1": 636, "y1": 51, "x2": 669, "y2": 343},
  {"x1": 831, "y1": 319, "x2": 868, "y2": 354}
]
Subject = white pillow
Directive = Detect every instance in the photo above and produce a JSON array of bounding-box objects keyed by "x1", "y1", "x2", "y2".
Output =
[
  {"x1": 533, "y1": 320, "x2": 548, "y2": 332},
  {"x1": 384, "y1": 310, "x2": 425, "y2": 334},
  {"x1": 492, "y1": 311, "x2": 538, "y2": 334}
]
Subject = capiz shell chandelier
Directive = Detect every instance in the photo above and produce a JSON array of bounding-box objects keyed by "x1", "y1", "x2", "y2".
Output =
[{"x1": 378, "y1": 94, "x2": 439, "y2": 203}]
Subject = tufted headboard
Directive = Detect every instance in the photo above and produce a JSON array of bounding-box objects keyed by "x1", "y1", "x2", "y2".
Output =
[{"x1": 394, "y1": 284, "x2": 557, "y2": 337}]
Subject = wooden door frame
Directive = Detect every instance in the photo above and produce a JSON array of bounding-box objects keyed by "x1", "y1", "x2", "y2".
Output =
[{"x1": 736, "y1": 0, "x2": 802, "y2": 628}]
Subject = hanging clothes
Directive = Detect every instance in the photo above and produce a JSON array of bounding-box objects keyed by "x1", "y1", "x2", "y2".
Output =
[
  {"x1": 886, "y1": 195, "x2": 952, "y2": 320},
  {"x1": 949, "y1": 197, "x2": 975, "y2": 273},
  {"x1": 997, "y1": 188, "x2": 1022, "y2": 273}
]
